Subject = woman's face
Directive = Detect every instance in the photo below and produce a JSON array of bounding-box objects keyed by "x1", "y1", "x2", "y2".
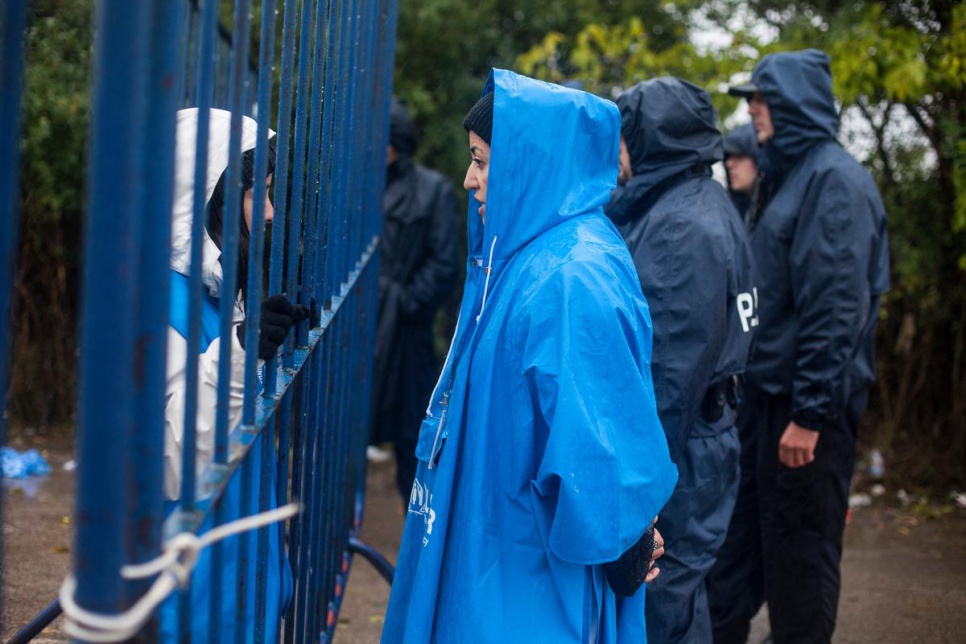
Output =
[
  {"x1": 463, "y1": 131, "x2": 489, "y2": 224},
  {"x1": 725, "y1": 155, "x2": 757, "y2": 194},
  {"x1": 243, "y1": 173, "x2": 275, "y2": 232},
  {"x1": 618, "y1": 135, "x2": 632, "y2": 185}
]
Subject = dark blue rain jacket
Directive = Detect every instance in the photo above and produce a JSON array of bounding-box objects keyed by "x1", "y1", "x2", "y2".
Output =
[
  {"x1": 382, "y1": 70, "x2": 678, "y2": 643},
  {"x1": 746, "y1": 50, "x2": 890, "y2": 430},
  {"x1": 606, "y1": 78, "x2": 758, "y2": 461}
]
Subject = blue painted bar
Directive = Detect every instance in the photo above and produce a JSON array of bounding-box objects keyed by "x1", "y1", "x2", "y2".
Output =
[
  {"x1": 0, "y1": 0, "x2": 28, "y2": 463},
  {"x1": 212, "y1": 0, "x2": 251, "y2": 482},
  {"x1": 247, "y1": 0, "x2": 279, "y2": 635},
  {"x1": 178, "y1": 0, "x2": 193, "y2": 106},
  {"x1": 299, "y1": 0, "x2": 331, "y2": 313},
  {"x1": 264, "y1": 0, "x2": 299, "y2": 400},
  {"x1": 6, "y1": 600, "x2": 61, "y2": 644},
  {"x1": 75, "y1": 0, "x2": 149, "y2": 614},
  {"x1": 128, "y1": 1, "x2": 183, "y2": 623},
  {"x1": 243, "y1": 0, "x2": 277, "y2": 424},
  {"x1": 283, "y1": 0, "x2": 317, "y2": 348},
  {"x1": 181, "y1": 0, "x2": 220, "y2": 511}
]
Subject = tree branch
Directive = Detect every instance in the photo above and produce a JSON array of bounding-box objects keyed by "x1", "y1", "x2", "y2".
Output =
[{"x1": 855, "y1": 98, "x2": 898, "y2": 186}]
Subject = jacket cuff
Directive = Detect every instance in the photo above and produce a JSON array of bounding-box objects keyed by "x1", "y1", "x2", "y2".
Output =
[{"x1": 790, "y1": 408, "x2": 838, "y2": 433}]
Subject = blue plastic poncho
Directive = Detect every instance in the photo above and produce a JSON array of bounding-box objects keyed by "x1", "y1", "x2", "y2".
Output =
[{"x1": 381, "y1": 70, "x2": 678, "y2": 643}]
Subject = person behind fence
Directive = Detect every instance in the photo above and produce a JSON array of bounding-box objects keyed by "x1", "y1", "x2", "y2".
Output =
[
  {"x1": 368, "y1": 97, "x2": 461, "y2": 505},
  {"x1": 705, "y1": 49, "x2": 891, "y2": 644},
  {"x1": 604, "y1": 77, "x2": 758, "y2": 644},
  {"x1": 161, "y1": 108, "x2": 304, "y2": 642},
  {"x1": 381, "y1": 69, "x2": 678, "y2": 643},
  {"x1": 723, "y1": 122, "x2": 760, "y2": 220}
]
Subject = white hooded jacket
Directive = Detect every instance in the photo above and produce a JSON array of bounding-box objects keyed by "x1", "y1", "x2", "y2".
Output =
[{"x1": 164, "y1": 108, "x2": 274, "y2": 500}]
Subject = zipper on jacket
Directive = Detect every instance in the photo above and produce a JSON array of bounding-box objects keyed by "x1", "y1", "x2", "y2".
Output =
[{"x1": 428, "y1": 391, "x2": 450, "y2": 470}]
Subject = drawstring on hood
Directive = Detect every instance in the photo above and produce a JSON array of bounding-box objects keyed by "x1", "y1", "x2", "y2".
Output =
[
  {"x1": 476, "y1": 236, "x2": 498, "y2": 323},
  {"x1": 171, "y1": 108, "x2": 275, "y2": 298}
]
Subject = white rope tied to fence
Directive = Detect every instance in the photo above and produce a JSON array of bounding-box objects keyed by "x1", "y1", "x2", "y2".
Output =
[{"x1": 57, "y1": 502, "x2": 300, "y2": 643}]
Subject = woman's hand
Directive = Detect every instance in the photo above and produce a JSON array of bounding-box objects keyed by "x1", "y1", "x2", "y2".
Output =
[
  {"x1": 645, "y1": 520, "x2": 664, "y2": 584},
  {"x1": 237, "y1": 294, "x2": 313, "y2": 360}
]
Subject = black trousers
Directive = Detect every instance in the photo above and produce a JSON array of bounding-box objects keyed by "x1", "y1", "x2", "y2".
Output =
[{"x1": 706, "y1": 384, "x2": 867, "y2": 644}]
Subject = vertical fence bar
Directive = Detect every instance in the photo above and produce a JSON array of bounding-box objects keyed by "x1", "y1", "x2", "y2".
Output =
[
  {"x1": 0, "y1": 0, "x2": 28, "y2": 441},
  {"x1": 296, "y1": 0, "x2": 331, "y2": 638},
  {"x1": 178, "y1": 1, "x2": 192, "y2": 106},
  {"x1": 74, "y1": 0, "x2": 149, "y2": 615},
  {"x1": 268, "y1": 2, "x2": 300, "y2": 549},
  {"x1": 242, "y1": 0, "x2": 277, "y2": 424},
  {"x1": 247, "y1": 0, "x2": 278, "y2": 637},
  {"x1": 127, "y1": 0, "x2": 183, "y2": 626},
  {"x1": 213, "y1": 0, "x2": 251, "y2": 480},
  {"x1": 283, "y1": 0, "x2": 316, "y2": 365},
  {"x1": 173, "y1": 0, "x2": 224, "y2": 637},
  {"x1": 266, "y1": 0, "x2": 299, "y2": 393},
  {"x1": 0, "y1": 1, "x2": 29, "y2": 613}
]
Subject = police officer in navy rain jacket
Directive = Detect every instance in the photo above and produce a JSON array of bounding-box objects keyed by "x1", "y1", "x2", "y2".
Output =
[
  {"x1": 605, "y1": 77, "x2": 758, "y2": 644},
  {"x1": 706, "y1": 50, "x2": 891, "y2": 644}
]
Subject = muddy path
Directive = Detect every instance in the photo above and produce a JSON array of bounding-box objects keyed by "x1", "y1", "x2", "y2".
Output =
[{"x1": 3, "y1": 442, "x2": 965, "y2": 643}]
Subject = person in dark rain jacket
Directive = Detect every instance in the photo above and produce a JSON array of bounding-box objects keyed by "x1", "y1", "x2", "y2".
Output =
[
  {"x1": 605, "y1": 77, "x2": 758, "y2": 643},
  {"x1": 381, "y1": 70, "x2": 678, "y2": 643},
  {"x1": 723, "y1": 122, "x2": 760, "y2": 219},
  {"x1": 370, "y1": 99, "x2": 461, "y2": 504},
  {"x1": 706, "y1": 49, "x2": 891, "y2": 644}
]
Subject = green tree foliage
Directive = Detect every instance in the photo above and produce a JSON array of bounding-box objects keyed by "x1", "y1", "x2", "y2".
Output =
[
  {"x1": 392, "y1": 0, "x2": 690, "y2": 190},
  {"x1": 518, "y1": 0, "x2": 965, "y2": 487},
  {"x1": 12, "y1": 0, "x2": 93, "y2": 426}
]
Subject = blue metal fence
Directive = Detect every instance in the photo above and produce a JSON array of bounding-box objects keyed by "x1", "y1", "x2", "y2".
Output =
[
  {"x1": 3, "y1": 0, "x2": 398, "y2": 640},
  {"x1": 0, "y1": 0, "x2": 30, "y2": 633}
]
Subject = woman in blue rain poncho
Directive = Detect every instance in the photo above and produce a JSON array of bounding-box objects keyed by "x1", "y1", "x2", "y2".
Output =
[
  {"x1": 161, "y1": 108, "x2": 300, "y2": 642},
  {"x1": 382, "y1": 70, "x2": 678, "y2": 643}
]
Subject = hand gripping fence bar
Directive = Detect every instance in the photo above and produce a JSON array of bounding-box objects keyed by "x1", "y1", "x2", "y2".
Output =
[{"x1": 4, "y1": 0, "x2": 400, "y2": 640}]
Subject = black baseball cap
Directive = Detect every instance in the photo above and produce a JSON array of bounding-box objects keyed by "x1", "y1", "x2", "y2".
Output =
[{"x1": 728, "y1": 82, "x2": 760, "y2": 99}]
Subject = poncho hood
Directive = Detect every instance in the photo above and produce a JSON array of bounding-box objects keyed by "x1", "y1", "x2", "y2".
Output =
[
  {"x1": 468, "y1": 69, "x2": 620, "y2": 263},
  {"x1": 170, "y1": 108, "x2": 274, "y2": 297}
]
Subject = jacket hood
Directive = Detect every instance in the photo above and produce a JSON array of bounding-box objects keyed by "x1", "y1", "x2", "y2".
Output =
[
  {"x1": 752, "y1": 49, "x2": 838, "y2": 161},
  {"x1": 723, "y1": 122, "x2": 759, "y2": 163},
  {"x1": 606, "y1": 77, "x2": 722, "y2": 226},
  {"x1": 467, "y1": 69, "x2": 619, "y2": 262},
  {"x1": 170, "y1": 108, "x2": 274, "y2": 297},
  {"x1": 618, "y1": 77, "x2": 722, "y2": 183}
]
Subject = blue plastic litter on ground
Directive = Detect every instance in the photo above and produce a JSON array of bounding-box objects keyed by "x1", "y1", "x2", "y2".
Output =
[{"x1": 1, "y1": 447, "x2": 52, "y2": 479}]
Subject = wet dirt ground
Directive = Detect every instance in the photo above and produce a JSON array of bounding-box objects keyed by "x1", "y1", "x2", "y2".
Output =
[{"x1": 3, "y1": 440, "x2": 965, "y2": 642}]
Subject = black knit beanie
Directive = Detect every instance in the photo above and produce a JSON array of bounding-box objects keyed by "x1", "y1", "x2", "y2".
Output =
[{"x1": 462, "y1": 91, "x2": 494, "y2": 144}]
